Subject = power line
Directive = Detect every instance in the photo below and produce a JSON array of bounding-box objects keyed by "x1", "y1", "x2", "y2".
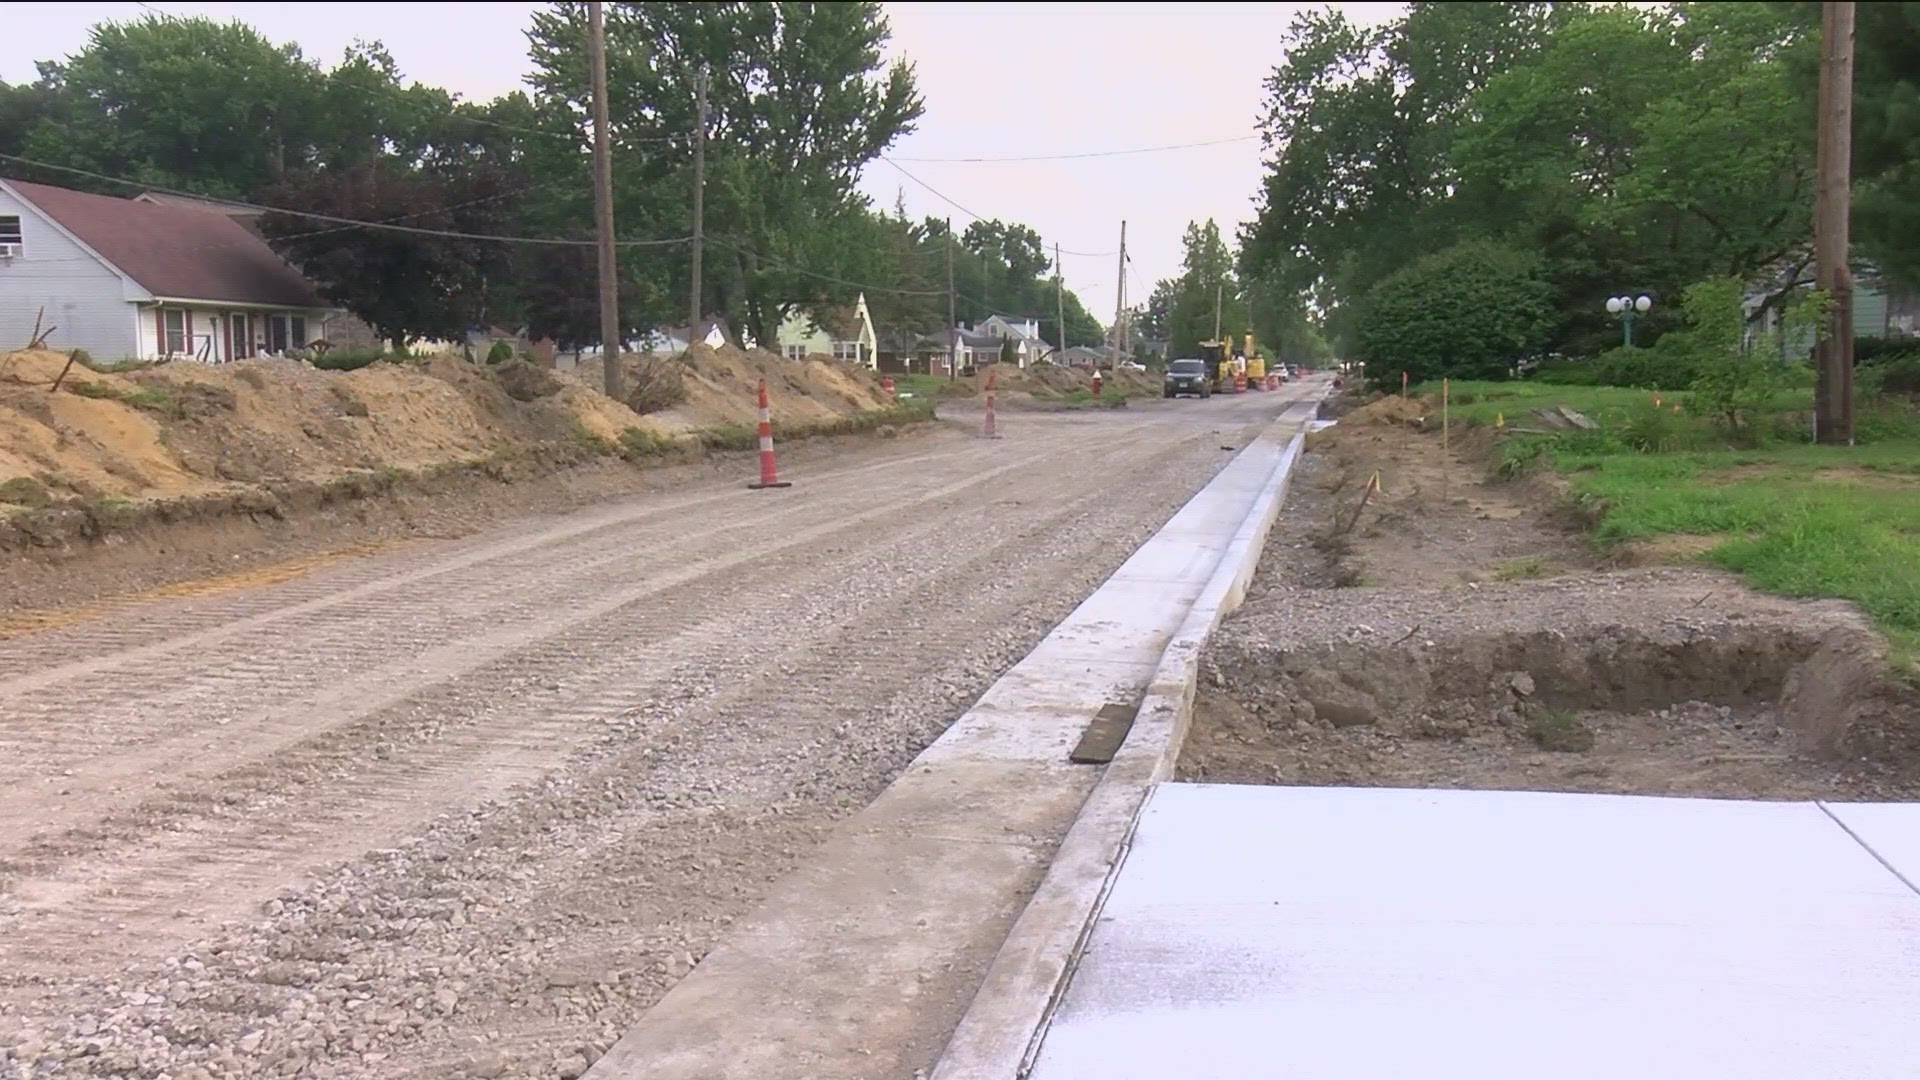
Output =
[
  {"x1": 879, "y1": 155, "x2": 1116, "y2": 259},
  {"x1": 0, "y1": 154, "x2": 692, "y2": 248},
  {"x1": 704, "y1": 236, "x2": 946, "y2": 297},
  {"x1": 890, "y1": 134, "x2": 1258, "y2": 164}
]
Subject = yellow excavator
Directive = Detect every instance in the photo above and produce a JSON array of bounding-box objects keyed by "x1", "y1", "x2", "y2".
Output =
[{"x1": 1244, "y1": 333, "x2": 1267, "y2": 388}]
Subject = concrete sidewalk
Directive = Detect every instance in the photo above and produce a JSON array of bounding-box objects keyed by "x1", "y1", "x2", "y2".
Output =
[
  {"x1": 584, "y1": 391, "x2": 1322, "y2": 1080},
  {"x1": 1027, "y1": 785, "x2": 1920, "y2": 1080}
]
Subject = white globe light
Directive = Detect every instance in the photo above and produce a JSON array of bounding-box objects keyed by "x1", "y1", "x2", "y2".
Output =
[
  {"x1": 1635, "y1": 295, "x2": 1652, "y2": 312},
  {"x1": 1606, "y1": 297, "x2": 1624, "y2": 314}
]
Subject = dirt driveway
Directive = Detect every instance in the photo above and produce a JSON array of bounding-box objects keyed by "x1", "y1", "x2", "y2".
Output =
[{"x1": 0, "y1": 389, "x2": 1307, "y2": 1079}]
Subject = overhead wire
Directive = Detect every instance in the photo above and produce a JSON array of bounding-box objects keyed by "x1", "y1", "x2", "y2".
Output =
[
  {"x1": 878, "y1": 155, "x2": 1116, "y2": 259},
  {"x1": 889, "y1": 134, "x2": 1258, "y2": 164},
  {"x1": 0, "y1": 154, "x2": 693, "y2": 248}
]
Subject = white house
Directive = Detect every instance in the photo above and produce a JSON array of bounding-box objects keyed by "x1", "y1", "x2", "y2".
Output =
[
  {"x1": 638, "y1": 317, "x2": 733, "y2": 355},
  {"x1": 913, "y1": 327, "x2": 1005, "y2": 374},
  {"x1": 774, "y1": 292, "x2": 879, "y2": 367},
  {"x1": 0, "y1": 178, "x2": 343, "y2": 362},
  {"x1": 975, "y1": 314, "x2": 1052, "y2": 368}
]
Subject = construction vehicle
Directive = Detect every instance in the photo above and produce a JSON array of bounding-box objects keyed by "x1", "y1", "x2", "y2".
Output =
[
  {"x1": 1197, "y1": 338, "x2": 1235, "y2": 393},
  {"x1": 1243, "y1": 333, "x2": 1267, "y2": 389}
]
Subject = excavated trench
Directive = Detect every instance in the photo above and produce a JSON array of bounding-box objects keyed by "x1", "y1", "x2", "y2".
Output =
[{"x1": 1184, "y1": 607, "x2": 1920, "y2": 800}]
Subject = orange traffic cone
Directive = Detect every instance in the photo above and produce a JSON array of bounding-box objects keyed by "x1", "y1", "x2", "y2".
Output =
[
  {"x1": 748, "y1": 379, "x2": 791, "y2": 490},
  {"x1": 983, "y1": 367, "x2": 1000, "y2": 438}
]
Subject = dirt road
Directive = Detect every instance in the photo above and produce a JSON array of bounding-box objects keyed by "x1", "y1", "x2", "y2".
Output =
[{"x1": 0, "y1": 389, "x2": 1309, "y2": 1079}]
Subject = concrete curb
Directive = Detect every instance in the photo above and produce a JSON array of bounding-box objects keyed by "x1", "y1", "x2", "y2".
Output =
[
  {"x1": 929, "y1": 427, "x2": 1308, "y2": 1079},
  {"x1": 581, "y1": 392, "x2": 1322, "y2": 1080}
]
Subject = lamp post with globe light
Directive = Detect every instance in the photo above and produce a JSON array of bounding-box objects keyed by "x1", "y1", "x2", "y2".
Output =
[{"x1": 1607, "y1": 294, "x2": 1653, "y2": 347}]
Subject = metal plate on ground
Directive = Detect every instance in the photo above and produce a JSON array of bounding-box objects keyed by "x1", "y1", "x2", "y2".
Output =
[
  {"x1": 1029, "y1": 783, "x2": 1920, "y2": 1080},
  {"x1": 1068, "y1": 702, "x2": 1139, "y2": 765}
]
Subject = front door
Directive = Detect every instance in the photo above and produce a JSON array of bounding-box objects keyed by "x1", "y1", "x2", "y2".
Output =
[{"x1": 231, "y1": 313, "x2": 252, "y2": 360}]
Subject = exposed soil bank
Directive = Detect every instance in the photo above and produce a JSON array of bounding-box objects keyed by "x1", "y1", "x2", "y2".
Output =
[{"x1": 1182, "y1": 392, "x2": 1920, "y2": 798}]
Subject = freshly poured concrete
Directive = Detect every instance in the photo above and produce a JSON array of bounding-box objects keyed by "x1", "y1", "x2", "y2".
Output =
[
  {"x1": 584, "y1": 390, "x2": 1323, "y2": 1079},
  {"x1": 1030, "y1": 785, "x2": 1920, "y2": 1080}
]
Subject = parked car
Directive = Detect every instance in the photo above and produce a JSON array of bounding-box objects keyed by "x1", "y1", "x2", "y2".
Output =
[
  {"x1": 1164, "y1": 358, "x2": 1212, "y2": 399},
  {"x1": 1118, "y1": 360, "x2": 1146, "y2": 372}
]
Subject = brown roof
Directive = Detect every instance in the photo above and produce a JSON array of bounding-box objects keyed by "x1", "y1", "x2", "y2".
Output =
[{"x1": 5, "y1": 179, "x2": 327, "y2": 309}]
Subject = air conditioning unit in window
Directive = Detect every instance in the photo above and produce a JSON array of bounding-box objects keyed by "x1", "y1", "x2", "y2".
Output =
[{"x1": 0, "y1": 243, "x2": 21, "y2": 259}]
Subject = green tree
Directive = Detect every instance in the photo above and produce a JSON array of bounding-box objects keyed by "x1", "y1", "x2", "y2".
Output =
[
  {"x1": 19, "y1": 16, "x2": 432, "y2": 198},
  {"x1": 1166, "y1": 220, "x2": 1247, "y2": 359},
  {"x1": 259, "y1": 164, "x2": 524, "y2": 351},
  {"x1": 1356, "y1": 240, "x2": 1552, "y2": 385},
  {"x1": 525, "y1": 1, "x2": 923, "y2": 347}
]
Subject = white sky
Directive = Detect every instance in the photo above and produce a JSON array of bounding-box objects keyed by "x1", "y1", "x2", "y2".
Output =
[{"x1": 7, "y1": 1, "x2": 1409, "y2": 322}]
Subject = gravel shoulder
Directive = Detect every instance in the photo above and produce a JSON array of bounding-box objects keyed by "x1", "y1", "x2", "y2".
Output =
[{"x1": 0, "y1": 395, "x2": 1284, "y2": 1079}]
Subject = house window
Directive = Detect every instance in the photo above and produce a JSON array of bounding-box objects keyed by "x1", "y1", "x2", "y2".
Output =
[
  {"x1": 290, "y1": 316, "x2": 307, "y2": 348},
  {"x1": 268, "y1": 315, "x2": 289, "y2": 354},
  {"x1": 832, "y1": 341, "x2": 863, "y2": 363},
  {"x1": 0, "y1": 215, "x2": 20, "y2": 252},
  {"x1": 162, "y1": 309, "x2": 187, "y2": 355},
  {"x1": 784, "y1": 344, "x2": 806, "y2": 361}
]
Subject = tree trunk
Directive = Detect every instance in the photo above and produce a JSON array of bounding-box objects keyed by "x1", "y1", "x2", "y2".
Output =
[{"x1": 1814, "y1": 0, "x2": 1856, "y2": 444}]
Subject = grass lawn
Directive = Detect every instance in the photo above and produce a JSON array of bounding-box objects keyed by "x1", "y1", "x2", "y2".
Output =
[{"x1": 1416, "y1": 379, "x2": 1920, "y2": 670}]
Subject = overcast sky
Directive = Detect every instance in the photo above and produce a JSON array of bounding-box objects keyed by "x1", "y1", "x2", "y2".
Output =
[{"x1": 8, "y1": 1, "x2": 1408, "y2": 323}]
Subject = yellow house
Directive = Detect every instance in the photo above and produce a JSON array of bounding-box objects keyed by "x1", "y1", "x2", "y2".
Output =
[{"x1": 775, "y1": 292, "x2": 878, "y2": 368}]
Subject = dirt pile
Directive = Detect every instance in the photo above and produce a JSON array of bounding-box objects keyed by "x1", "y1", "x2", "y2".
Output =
[
  {"x1": 570, "y1": 344, "x2": 891, "y2": 435},
  {"x1": 0, "y1": 349, "x2": 639, "y2": 506},
  {"x1": 1, "y1": 344, "x2": 908, "y2": 519}
]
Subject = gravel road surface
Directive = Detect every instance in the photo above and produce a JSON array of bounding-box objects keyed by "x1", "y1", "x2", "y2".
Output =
[{"x1": 0, "y1": 390, "x2": 1307, "y2": 1079}]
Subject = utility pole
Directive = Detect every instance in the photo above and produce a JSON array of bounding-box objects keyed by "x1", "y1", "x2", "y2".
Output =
[
  {"x1": 1055, "y1": 241, "x2": 1066, "y2": 363},
  {"x1": 1213, "y1": 279, "x2": 1223, "y2": 342},
  {"x1": 1110, "y1": 220, "x2": 1126, "y2": 368},
  {"x1": 688, "y1": 66, "x2": 709, "y2": 335},
  {"x1": 946, "y1": 218, "x2": 957, "y2": 382},
  {"x1": 587, "y1": 0, "x2": 623, "y2": 401},
  {"x1": 1814, "y1": 0, "x2": 1856, "y2": 445}
]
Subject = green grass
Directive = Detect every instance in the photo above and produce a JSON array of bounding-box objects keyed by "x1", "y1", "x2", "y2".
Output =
[{"x1": 1418, "y1": 379, "x2": 1920, "y2": 672}]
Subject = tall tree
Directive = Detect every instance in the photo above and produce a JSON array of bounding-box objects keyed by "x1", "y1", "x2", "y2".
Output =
[
  {"x1": 19, "y1": 16, "x2": 420, "y2": 198},
  {"x1": 525, "y1": 1, "x2": 923, "y2": 346},
  {"x1": 1166, "y1": 220, "x2": 1248, "y2": 358},
  {"x1": 259, "y1": 164, "x2": 524, "y2": 351}
]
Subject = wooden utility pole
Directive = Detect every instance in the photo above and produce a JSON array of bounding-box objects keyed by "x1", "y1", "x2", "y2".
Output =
[
  {"x1": 1054, "y1": 241, "x2": 1066, "y2": 363},
  {"x1": 1814, "y1": 0, "x2": 1856, "y2": 445},
  {"x1": 1110, "y1": 221, "x2": 1127, "y2": 367},
  {"x1": 1213, "y1": 279, "x2": 1223, "y2": 342},
  {"x1": 689, "y1": 66, "x2": 709, "y2": 334},
  {"x1": 946, "y1": 218, "x2": 957, "y2": 381},
  {"x1": 587, "y1": 0, "x2": 623, "y2": 400}
]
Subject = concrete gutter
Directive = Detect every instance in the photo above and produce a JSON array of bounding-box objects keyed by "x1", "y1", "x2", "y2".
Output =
[
  {"x1": 585, "y1": 392, "x2": 1320, "y2": 1080},
  {"x1": 929, "y1": 429, "x2": 1306, "y2": 1080}
]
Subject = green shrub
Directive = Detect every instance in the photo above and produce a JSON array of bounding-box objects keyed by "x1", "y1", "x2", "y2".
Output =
[
  {"x1": 66, "y1": 379, "x2": 118, "y2": 399},
  {"x1": 1863, "y1": 354, "x2": 1920, "y2": 394},
  {"x1": 485, "y1": 339, "x2": 515, "y2": 365},
  {"x1": 1357, "y1": 240, "x2": 1552, "y2": 388},
  {"x1": 1681, "y1": 278, "x2": 1810, "y2": 436},
  {"x1": 311, "y1": 346, "x2": 388, "y2": 372},
  {"x1": 626, "y1": 356, "x2": 690, "y2": 414},
  {"x1": 1620, "y1": 397, "x2": 1690, "y2": 452}
]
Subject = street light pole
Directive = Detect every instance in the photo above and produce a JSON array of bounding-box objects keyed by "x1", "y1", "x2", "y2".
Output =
[{"x1": 1606, "y1": 295, "x2": 1652, "y2": 348}]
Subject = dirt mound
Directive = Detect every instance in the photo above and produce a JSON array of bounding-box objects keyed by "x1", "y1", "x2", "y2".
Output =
[
  {"x1": 0, "y1": 349, "x2": 647, "y2": 505},
  {"x1": 1333, "y1": 393, "x2": 1430, "y2": 429},
  {"x1": 570, "y1": 344, "x2": 891, "y2": 436}
]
